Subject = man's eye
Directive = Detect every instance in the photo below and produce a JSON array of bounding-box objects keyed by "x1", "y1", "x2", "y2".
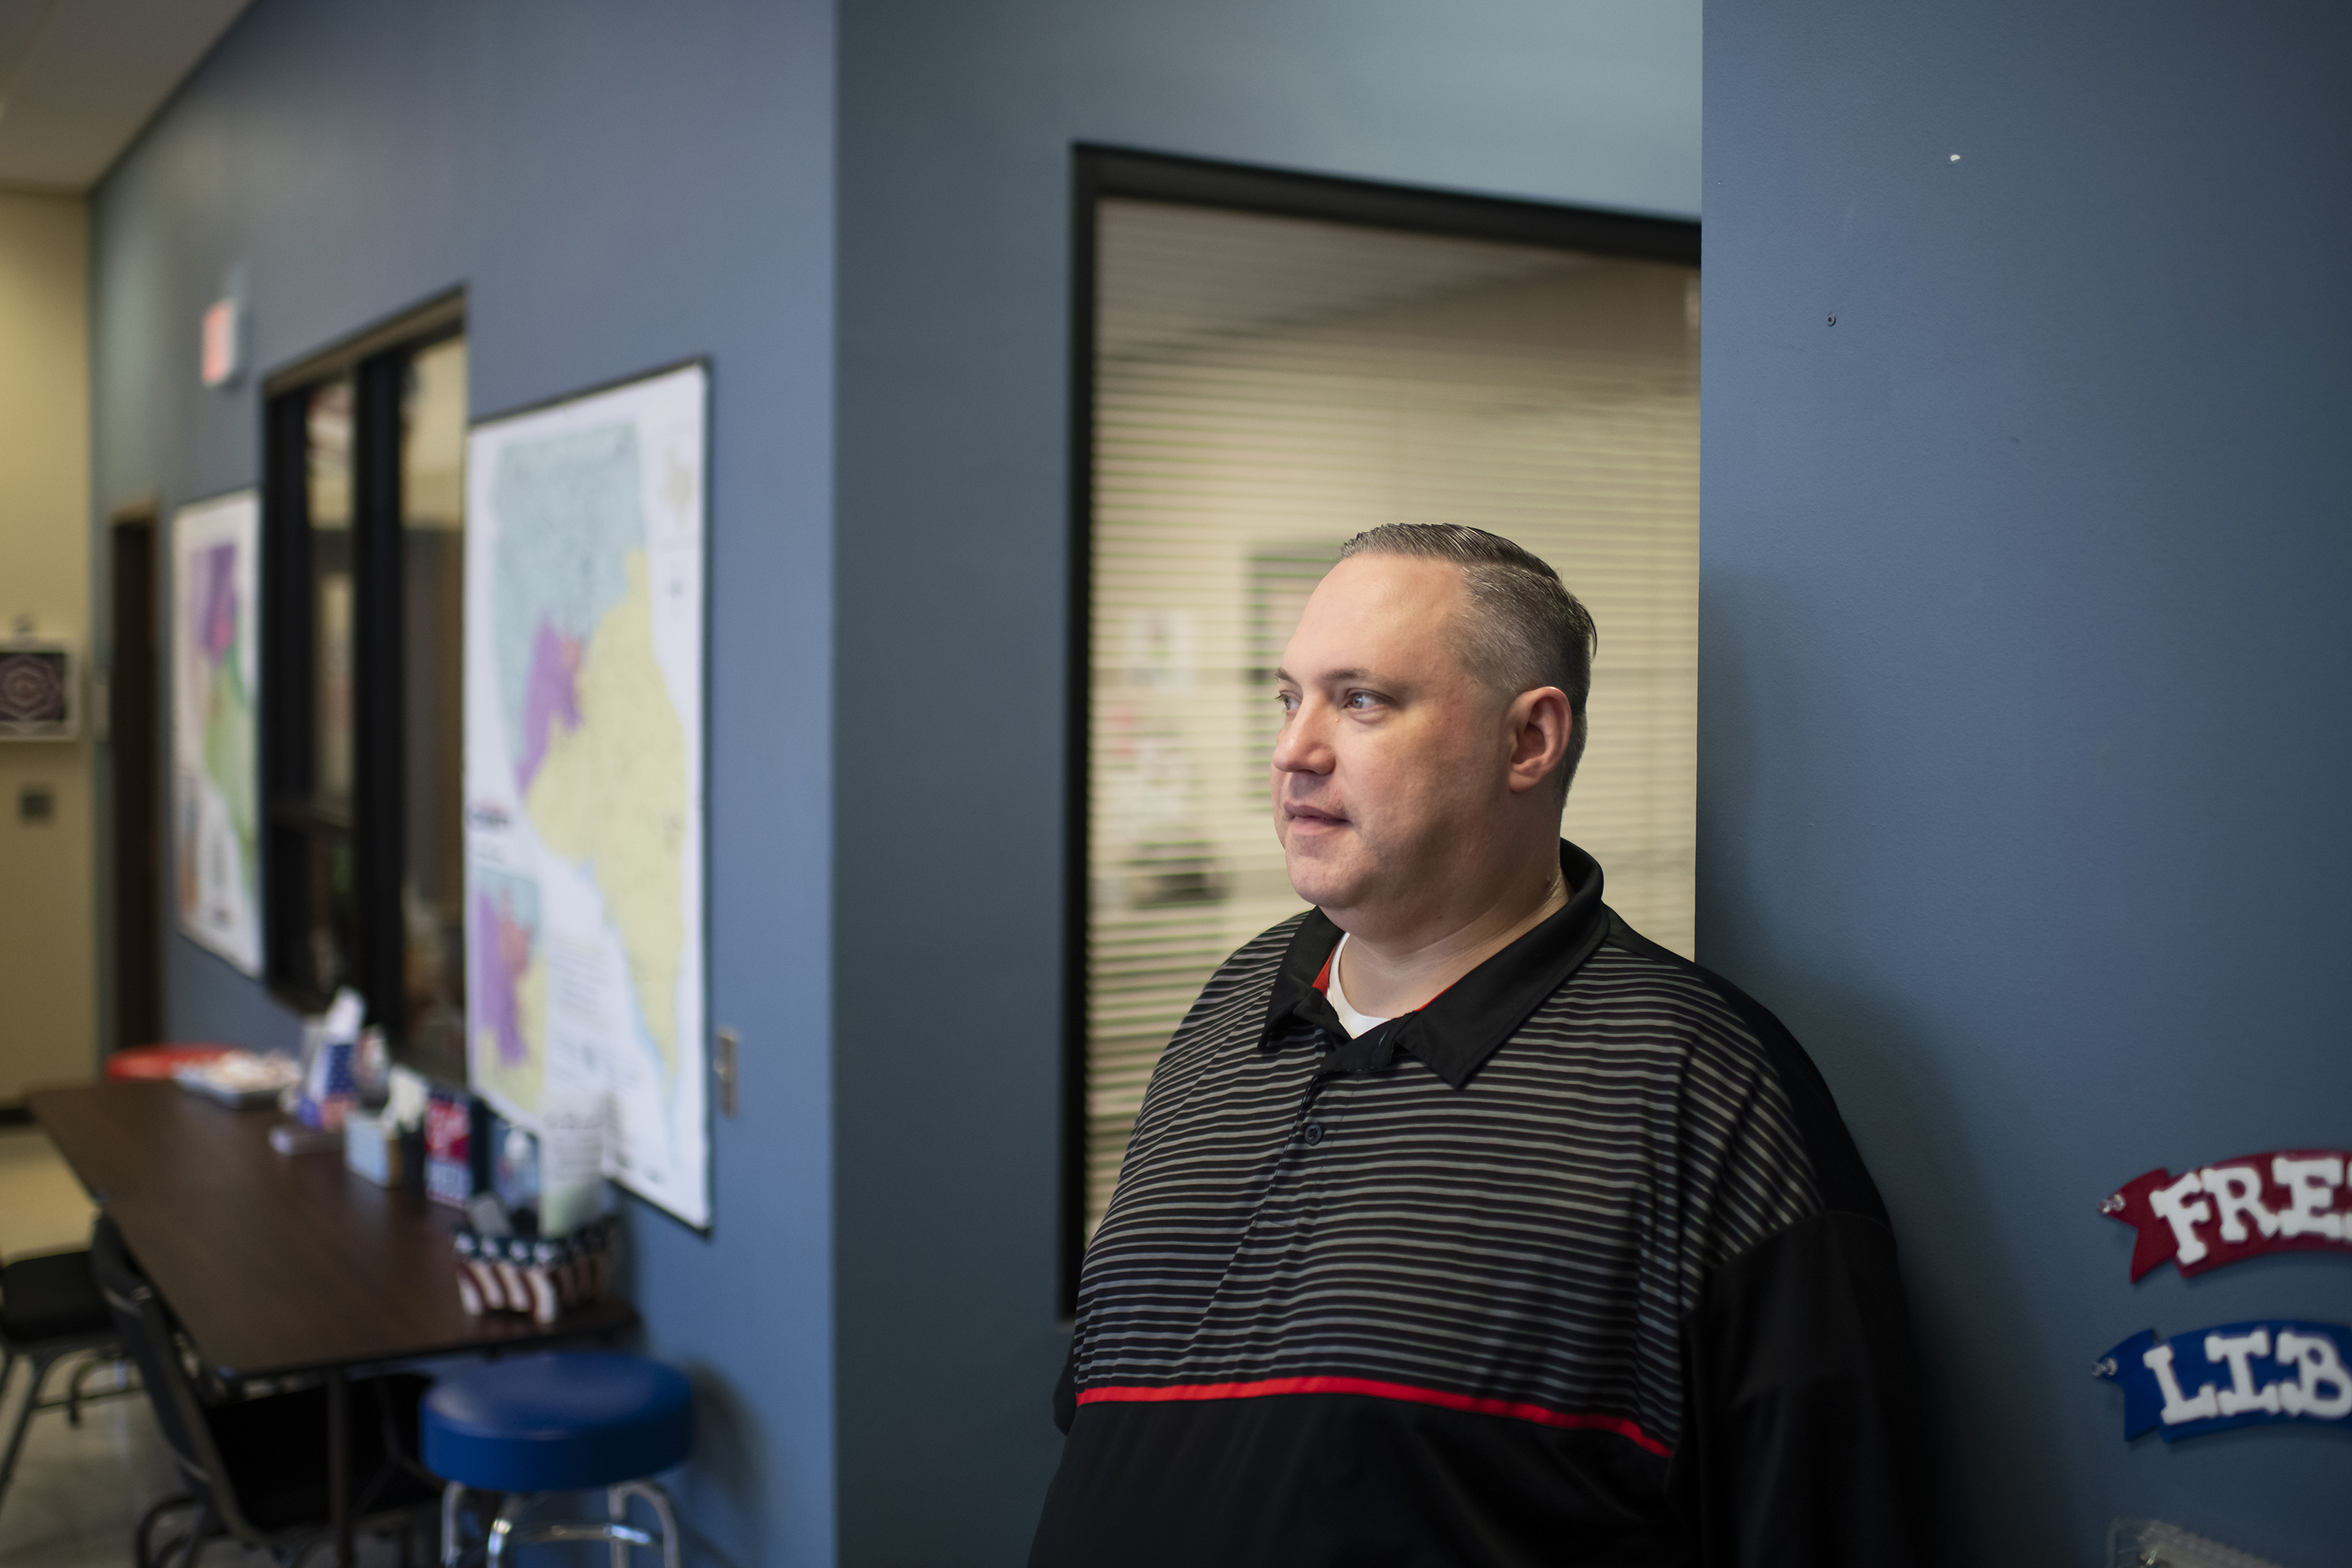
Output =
[
  {"x1": 1277, "y1": 692, "x2": 1298, "y2": 713},
  {"x1": 1345, "y1": 691, "x2": 1376, "y2": 710}
]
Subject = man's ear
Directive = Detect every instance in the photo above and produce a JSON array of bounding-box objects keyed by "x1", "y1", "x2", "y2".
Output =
[{"x1": 1504, "y1": 687, "x2": 1573, "y2": 796}]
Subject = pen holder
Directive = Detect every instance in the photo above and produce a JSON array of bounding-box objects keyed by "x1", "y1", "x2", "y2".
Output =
[{"x1": 452, "y1": 1218, "x2": 618, "y2": 1325}]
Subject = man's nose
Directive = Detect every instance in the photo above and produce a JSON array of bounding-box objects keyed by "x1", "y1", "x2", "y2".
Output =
[{"x1": 1271, "y1": 701, "x2": 1333, "y2": 775}]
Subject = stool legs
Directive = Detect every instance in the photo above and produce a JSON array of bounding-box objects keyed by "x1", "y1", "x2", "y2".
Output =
[
  {"x1": 440, "y1": 1482, "x2": 466, "y2": 1568},
  {"x1": 613, "y1": 1481, "x2": 681, "y2": 1568},
  {"x1": 441, "y1": 1481, "x2": 678, "y2": 1568},
  {"x1": 485, "y1": 1499, "x2": 517, "y2": 1568}
]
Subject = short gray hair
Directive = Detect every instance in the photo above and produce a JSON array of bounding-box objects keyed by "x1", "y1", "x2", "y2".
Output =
[{"x1": 1336, "y1": 523, "x2": 1598, "y2": 795}]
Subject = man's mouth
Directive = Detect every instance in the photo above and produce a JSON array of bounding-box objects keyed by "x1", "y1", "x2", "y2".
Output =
[{"x1": 1283, "y1": 804, "x2": 1348, "y2": 828}]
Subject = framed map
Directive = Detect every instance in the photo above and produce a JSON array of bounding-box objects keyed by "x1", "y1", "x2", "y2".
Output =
[
  {"x1": 463, "y1": 361, "x2": 709, "y2": 1229},
  {"x1": 172, "y1": 491, "x2": 263, "y2": 975}
]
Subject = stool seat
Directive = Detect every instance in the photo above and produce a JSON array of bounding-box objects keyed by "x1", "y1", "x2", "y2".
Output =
[
  {"x1": 0, "y1": 1250, "x2": 112, "y2": 1344},
  {"x1": 106, "y1": 1044, "x2": 235, "y2": 1082},
  {"x1": 421, "y1": 1352, "x2": 690, "y2": 1494}
]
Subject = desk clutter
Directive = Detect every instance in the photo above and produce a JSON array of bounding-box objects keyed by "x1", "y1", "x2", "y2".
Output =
[
  {"x1": 438, "y1": 1094, "x2": 616, "y2": 1323},
  {"x1": 162, "y1": 986, "x2": 620, "y2": 1325},
  {"x1": 168, "y1": 1047, "x2": 297, "y2": 1106},
  {"x1": 454, "y1": 1216, "x2": 620, "y2": 1324}
]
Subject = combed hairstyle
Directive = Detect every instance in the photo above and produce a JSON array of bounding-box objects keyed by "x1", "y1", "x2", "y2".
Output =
[{"x1": 1336, "y1": 523, "x2": 1598, "y2": 798}]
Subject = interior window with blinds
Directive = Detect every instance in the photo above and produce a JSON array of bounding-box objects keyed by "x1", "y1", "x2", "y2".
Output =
[{"x1": 1082, "y1": 196, "x2": 1700, "y2": 1243}]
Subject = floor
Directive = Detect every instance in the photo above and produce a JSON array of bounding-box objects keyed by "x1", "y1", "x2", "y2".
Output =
[
  {"x1": 1, "y1": 1123, "x2": 169, "y2": 1566},
  {"x1": 0, "y1": 1126, "x2": 418, "y2": 1567}
]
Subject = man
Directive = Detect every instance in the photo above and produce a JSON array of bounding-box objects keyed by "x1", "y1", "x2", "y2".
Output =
[{"x1": 1031, "y1": 524, "x2": 1928, "y2": 1566}]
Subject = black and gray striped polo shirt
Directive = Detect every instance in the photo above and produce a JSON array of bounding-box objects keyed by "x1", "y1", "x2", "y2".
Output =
[{"x1": 1033, "y1": 842, "x2": 1927, "y2": 1568}]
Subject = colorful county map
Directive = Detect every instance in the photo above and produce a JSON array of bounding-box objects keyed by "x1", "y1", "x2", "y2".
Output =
[
  {"x1": 464, "y1": 365, "x2": 707, "y2": 1227},
  {"x1": 172, "y1": 492, "x2": 262, "y2": 975}
]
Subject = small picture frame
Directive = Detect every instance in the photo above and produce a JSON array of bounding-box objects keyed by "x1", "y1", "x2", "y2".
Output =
[{"x1": 0, "y1": 641, "x2": 77, "y2": 740}]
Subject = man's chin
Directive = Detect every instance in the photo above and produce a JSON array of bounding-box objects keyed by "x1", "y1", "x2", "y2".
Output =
[{"x1": 1281, "y1": 846, "x2": 1370, "y2": 913}]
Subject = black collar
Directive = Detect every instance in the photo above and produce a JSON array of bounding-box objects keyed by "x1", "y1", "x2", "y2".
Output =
[{"x1": 1258, "y1": 840, "x2": 1612, "y2": 1088}]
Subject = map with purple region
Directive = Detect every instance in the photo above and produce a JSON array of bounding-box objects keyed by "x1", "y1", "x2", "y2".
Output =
[
  {"x1": 172, "y1": 492, "x2": 263, "y2": 975},
  {"x1": 464, "y1": 362, "x2": 707, "y2": 1227},
  {"x1": 471, "y1": 870, "x2": 544, "y2": 1104},
  {"x1": 199, "y1": 543, "x2": 239, "y2": 661},
  {"x1": 490, "y1": 423, "x2": 641, "y2": 788},
  {"x1": 516, "y1": 621, "x2": 584, "y2": 791}
]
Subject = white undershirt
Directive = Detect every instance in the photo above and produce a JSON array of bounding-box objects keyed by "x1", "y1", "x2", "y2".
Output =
[{"x1": 1326, "y1": 934, "x2": 1394, "y2": 1039}]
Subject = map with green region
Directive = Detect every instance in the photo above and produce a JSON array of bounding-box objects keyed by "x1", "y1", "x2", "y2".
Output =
[
  {"x1": 172, "y1": 492, "x2": 263, "y2": 975},
  {"x1": 465, "y1": 364, "x2": 708, "y2": 1228}
]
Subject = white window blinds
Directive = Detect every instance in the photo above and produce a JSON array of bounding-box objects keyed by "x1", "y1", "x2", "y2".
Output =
[{"x1": 1085, "y1": 197, "x2": 1700, "y2": 1240}]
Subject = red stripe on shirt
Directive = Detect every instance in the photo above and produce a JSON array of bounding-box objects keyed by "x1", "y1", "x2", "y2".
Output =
[{"x1": 1075, "y1": 1376, "x2": 1671, "y2": 1457}]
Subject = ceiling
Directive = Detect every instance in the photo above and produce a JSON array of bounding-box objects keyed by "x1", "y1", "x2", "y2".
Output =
[{"x1": 0, "y1": 0, "x2": 251, "y2": 191}]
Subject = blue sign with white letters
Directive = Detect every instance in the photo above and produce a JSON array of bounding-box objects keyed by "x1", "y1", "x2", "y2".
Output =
[{"x1": 2096, "y1": 1321, "x2": 2352, "y2": 1440}]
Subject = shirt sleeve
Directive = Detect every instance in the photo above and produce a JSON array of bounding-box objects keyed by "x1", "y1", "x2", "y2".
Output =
[{"x1": 1669, "y1": 1208, "x2": 1933, "y2": 1567}]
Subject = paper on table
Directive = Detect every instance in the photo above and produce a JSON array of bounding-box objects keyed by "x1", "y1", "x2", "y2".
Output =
[{"x1": 175, "y1": 1050, "x2": 302, "y2": 1108}]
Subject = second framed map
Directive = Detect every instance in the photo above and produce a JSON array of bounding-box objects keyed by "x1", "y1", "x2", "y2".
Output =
[
  {"x1": 463, "y1": 361, "x2": 709, "y2": 1229},
  {"x1": 172, "y1": 490, "x2": 263, "y2": 975}
]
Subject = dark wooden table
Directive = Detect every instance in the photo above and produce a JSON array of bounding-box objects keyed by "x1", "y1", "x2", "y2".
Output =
[{"x1": 31, "y1": 1080, "x2": 638, "y2": 1563}]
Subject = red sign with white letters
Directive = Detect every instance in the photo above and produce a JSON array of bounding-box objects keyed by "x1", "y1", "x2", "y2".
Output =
[{"x1": 2103, "y1": 1151, "x2": 2352, "y2": 1280}]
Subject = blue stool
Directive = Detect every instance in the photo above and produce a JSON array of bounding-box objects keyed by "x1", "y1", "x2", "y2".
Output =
[{"x1": 421, "y1": 1351, "x2": 691, "y2": 1567}]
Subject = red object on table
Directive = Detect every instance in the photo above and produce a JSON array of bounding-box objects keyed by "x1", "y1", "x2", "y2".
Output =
[{"x1": 105, "y1": 1044, "x2": 236, "y2": 1082}]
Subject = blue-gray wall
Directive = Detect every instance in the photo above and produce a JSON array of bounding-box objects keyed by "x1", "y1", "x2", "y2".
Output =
[
  {"x1": 92, "y1": 3, "x2": 837, "y2": 1563},
  {"x1": 101, "y1": 0, "x2": 2352, "y2": 1562},
  {"x1": 830, "y1": 2, "x2": 1696, "y2": 1560},
  {"x1": 1704, "y1": 4, "x2": 2352, "y2": 1563},
  {"x1": 99, "y1": 0, "x2": 1700, "y2": 1562}
]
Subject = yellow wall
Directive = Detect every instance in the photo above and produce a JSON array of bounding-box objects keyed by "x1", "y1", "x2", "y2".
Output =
[{"x1": 0, "y1": 187, "x2": 93, "y2": 1102}]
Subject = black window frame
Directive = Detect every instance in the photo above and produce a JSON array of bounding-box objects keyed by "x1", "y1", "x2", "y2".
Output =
[
  {"x1": 260, "y1": 289, "x2": 466, "y2": 1069},
  {"x1": 1060, "y1": 147, "x2": 1701, "y2": 1312}
]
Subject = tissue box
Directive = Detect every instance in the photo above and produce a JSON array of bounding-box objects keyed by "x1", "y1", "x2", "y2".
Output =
[{"x1": 343, "y1": 1111, "x2": 403, "y2": 1187}]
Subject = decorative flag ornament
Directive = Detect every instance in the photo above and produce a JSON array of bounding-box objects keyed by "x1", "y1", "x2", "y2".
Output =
[
  {"x1": 2100, "y1": 1150, "x2": 2350, "y2": 1280},
  {"x1": 2095, "y1": 1320, "x2": 2352, "y2": 1441}
]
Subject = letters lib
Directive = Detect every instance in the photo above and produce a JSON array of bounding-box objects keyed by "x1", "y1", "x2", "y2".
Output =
[{"x1": 2096, "y1": 1321, "x2": 2352, "y2": 1441}]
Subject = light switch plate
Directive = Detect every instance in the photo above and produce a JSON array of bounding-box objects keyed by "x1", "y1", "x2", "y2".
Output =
[{"x1": 714, "y1": 1027, "x2": 739, "y2": 1119}]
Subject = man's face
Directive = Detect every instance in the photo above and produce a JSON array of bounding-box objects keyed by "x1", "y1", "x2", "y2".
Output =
[{"x1": 1272, "y1": 554, "x2": 1518, "y2": 924}]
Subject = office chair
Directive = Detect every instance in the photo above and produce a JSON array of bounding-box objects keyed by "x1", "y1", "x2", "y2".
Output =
[
  {"x1": 0, "y1": 1244, "x2": 134, "y2": 1524},
  {"x1": 88, "y1": 1214, "x2": 443, "y2": 1567}
]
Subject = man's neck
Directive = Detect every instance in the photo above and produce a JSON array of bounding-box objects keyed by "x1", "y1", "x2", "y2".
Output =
[{"x1": 1334, "y1": 848, "x2": 1570, "y2": 1019}]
